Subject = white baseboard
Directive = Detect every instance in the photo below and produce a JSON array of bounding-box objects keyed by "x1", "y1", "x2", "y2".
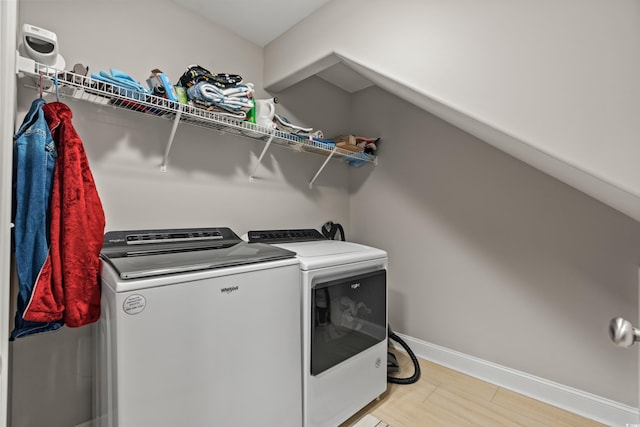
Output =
[{"x1": 394, "y1": 333, "x2": 639, "y2": 427}]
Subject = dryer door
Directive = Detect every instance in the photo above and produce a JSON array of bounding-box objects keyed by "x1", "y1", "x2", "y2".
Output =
[{"x1": 311, "y1": 269, "x2": 387, "y2": 375}]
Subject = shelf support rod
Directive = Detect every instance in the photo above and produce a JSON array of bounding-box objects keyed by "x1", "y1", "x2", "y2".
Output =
[
  {"x1": 249, "y1": 132, "x2": 275, "y2": 182},
  {"x1": 160, "y1": 106, "x2": 183, "y2": 172},
  {"x1": 309, "y1": 148, "x2": 336, "y2": 189}
]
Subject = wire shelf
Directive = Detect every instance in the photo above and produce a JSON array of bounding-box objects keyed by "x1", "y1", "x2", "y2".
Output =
[{"x1": 16, "y1": 58, "x2": 377, "y2": 180}]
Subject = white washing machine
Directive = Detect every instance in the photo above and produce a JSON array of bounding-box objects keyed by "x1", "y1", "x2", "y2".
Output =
[
  {"x1": 247, "y1": 229, "x2": 388, "y2": 427},
  {"x1": 96, "y1": 227, "x2": 302, "y2": 427}
]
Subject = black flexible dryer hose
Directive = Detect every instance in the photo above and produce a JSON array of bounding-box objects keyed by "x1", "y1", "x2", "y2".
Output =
[{"x1": 387, "y1": 327, "x2": 421, "y2": 385}]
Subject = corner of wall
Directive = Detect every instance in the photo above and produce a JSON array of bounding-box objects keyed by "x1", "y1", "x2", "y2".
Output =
[{"x1": 0, "y1": 2, "x2": 18, "y2": 426}]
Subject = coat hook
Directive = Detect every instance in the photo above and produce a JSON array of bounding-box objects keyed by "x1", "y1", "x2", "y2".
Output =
[{"x1": 54, "y1": 73, "x2": 60, "y2": 102}]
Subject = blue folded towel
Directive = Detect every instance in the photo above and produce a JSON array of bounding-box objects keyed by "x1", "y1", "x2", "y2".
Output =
[{"x1": 91, "y1": 68, "x2": 150, "y2": 100}]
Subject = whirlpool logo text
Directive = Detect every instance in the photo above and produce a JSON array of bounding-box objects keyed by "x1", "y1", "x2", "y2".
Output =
[{"x1": 220, "y1": 286, "x2": 239, "y2": 294}]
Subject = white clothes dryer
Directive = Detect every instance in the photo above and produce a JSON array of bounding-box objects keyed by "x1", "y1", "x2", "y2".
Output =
[
  {"x1": 247, "y1": 229, "x2": 388, "y2": 427},
  {"x1": 96, "y1": 227, "x2": 302, "y2": 427}
]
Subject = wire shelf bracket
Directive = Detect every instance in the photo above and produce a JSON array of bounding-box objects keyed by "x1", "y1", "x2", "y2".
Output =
[
  {"x1": 249, "y1": 131, "x2": 275, "y2": 182},
  {"x1": 160, "y1": 106, "x2": 183, "y2": 172},
  {"x1": 309, "y1": 148, "x2": 336, "y2": 189}
]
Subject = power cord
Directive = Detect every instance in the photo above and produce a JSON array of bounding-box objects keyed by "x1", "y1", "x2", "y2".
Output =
[
  {"x1": 387, "y1": 325, "x2": 421, "y2": 384},
  {"x1": 321, "y1": 221, "x2": 345, "y2": 241}
]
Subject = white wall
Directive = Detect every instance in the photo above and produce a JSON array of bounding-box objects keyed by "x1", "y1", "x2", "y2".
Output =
[
  {"x1": 12, "y1": 1, "x2": 352, "y2": 426},
  {"x1": 349, "y1": 85, "x2": 639, "y2": 407},
  {"x1": 265, "y1": 0, "x2": 640, "y2": 222}
]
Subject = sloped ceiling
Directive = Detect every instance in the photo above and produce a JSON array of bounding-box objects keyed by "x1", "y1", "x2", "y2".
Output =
[
  {"x1": 260, "y1": 1, "x2": 640, "y2": 223},
  {"x1": 171, "y1": 0, "x2": 331, "y2": 47}
]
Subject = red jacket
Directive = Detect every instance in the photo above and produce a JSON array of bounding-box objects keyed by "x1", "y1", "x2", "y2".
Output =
[{"x1": 24, "y1": 102, "x2": 105, "y2": 327}]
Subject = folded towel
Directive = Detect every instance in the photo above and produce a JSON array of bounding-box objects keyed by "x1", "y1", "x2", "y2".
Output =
[
  {"x1": 90, "y1": 68, "x2": 150, "y2": 100},
  {"x1": 190, "y1": 99, "x2": 247, "y2": 120},
  {"x1": 187, "y1": 81, "x2": 254, "y2": 113}
]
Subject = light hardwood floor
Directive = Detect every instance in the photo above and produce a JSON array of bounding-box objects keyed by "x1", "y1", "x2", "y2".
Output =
[{"x1": 340, "y1": 349, "x2": 605, "y2": 427}]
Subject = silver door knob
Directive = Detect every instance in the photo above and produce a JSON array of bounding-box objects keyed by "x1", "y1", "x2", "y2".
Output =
[{"x1": 609, "y1": 317, "x2": 640, "y2": 348}]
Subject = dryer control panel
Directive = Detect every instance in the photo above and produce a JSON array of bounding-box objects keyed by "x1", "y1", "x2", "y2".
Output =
[{"x1": 247, "y1": 229, "x2": 325, "y2": 244}]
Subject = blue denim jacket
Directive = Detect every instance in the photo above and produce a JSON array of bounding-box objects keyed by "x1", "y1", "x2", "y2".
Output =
[{"x1": 11, "y1": 98, "x2": 64, "y2": 340}]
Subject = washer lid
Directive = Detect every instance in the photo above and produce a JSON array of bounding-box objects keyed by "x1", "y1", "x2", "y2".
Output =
[{"x1": 100, "y1": 227, "x2": 296, "y2": 279}]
